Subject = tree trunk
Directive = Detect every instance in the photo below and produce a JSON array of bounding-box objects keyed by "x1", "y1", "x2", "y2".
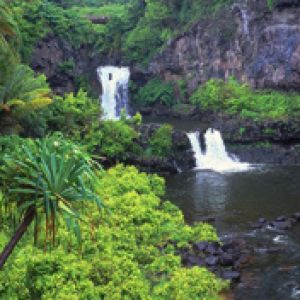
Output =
[{"x1": 0, "y1": 206, "x2": 35, "y2": 269}]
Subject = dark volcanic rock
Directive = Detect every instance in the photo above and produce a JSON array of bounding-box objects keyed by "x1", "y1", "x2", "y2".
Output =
[
  {"x1": 149, "y1": 0, "x2": 300, "y2": 93},
  {"x1": 205, "y1": 256, "x2": 219, "y2": 267},
  {"x1": 276, "y1": 216, "x2": 286, "y2": 222},
  {"x1": 123, "y1": 124, "x2": 194, "y2": 173},
  {"x1": 292, "y1": 212, "x2": 300, "y2": 220},
  {"x1": 193, "y1": 241, "x2": 208, "y2": 252},
  {"x1": 221, "y1": 270, "x2": 241, "y2": 281},
  {"x1": 205, "y1": 242, "x2": 221, "y2": 255},
  {"x1": 88, "y1": 15, "x2": 110, "y2": 24},
  {"x1": 220, "y1": 253, "x2": 235, "y2": 266},
  {"x1": 31, "y1": 34, "x2": 121, "y2": 97},
  {"x1": 270, "y1": 220, "x2": 293, "y2": 230}
]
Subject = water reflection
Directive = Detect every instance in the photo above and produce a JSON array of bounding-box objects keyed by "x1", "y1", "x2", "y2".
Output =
[
  {"x1": 166, "y1": 166, "x2": 300, "y2": 229},
  {"x1": 165, "y1": 166, "x2": 300, "y2": 300},
  {"x1": 193, "y1": 171, "x2": 228, "y2": 211}
]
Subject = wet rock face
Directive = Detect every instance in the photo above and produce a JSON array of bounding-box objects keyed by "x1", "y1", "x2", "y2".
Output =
[
  {"x1": 250, "y1": 213, "x2": 300, "y2": 231},
  {"x1": 149, "y1": 0, "x2": 300, "y2": 93},
  {"x1": 124, "y1": 124, "x2": 194, "y2": 173},
  {"x1": 31, "y1": 34, "x2": 120, "y2": 97},
  {"x1": 177, "y1": 238, "x2": 252, "y2": 281},
  {"x1": 213, "y1": 116, "x2": 300, "y2": 144},
  {"x1": 213, "y1": 115, "x2": 300, "y2": 164}
]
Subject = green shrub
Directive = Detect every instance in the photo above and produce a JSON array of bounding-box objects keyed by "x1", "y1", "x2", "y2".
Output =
[
  {"x1": 0, "y1": 246, "x2": 97, "y2": 300},
  {"x1": 148, "y1": 124, "x2": 173, "y2": 158},
  {"x1": 135, "y1": 78, "x2": 175, "y2": 107},
  {"x1": 153, "y1": 267, "x2": 228, "y2": 300},
  {"x1": 191, "y1": 77, "x2": 300, "y2": 121},
  {"x1": 46, "y1": 89, "x2": 100, "y2": 138},
  {"x1": 0, "y1": 164, "x2": 227, "y2": 299},
  {"x1": 98, "y1": 120, "x2": 140, "y2": 159},
  {"x1": 267, "y1": 0, "x2": 274, "y2": 9}
]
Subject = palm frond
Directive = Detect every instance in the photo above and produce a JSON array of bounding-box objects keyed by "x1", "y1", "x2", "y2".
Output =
[{"x1": 0, "y1": 137, "x2": 102, "y2": 246}]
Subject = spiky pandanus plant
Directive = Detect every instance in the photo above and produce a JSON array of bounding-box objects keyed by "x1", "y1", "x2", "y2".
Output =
[{"x1": 0, "y1": 136, "x2": 102, "y2": 268}]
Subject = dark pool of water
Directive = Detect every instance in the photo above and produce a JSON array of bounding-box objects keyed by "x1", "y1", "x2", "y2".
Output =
[{"x1": 165, "y1": 166, "x2": 300, "y2": 300}]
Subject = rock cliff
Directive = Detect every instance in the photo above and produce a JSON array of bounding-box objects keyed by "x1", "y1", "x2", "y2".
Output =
[
  {"x1": 149, "y1": 0, "x2": 300, "y2": 94},
  {"x1": 30, "y1": 34, "x2": 121, "y2": 97}
]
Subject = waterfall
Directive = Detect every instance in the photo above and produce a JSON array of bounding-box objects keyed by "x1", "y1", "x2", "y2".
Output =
[
  {"x1": 97, "y1": 66, "x2": 130, "y2": 120},
  {"x1": 187, "y1": 129, "x2": 250, "y2": 173},
  {"x1": 241, "y1": 9, "x2": 249, "y2": 36},
  {"x1": 187, "y1": 131, "x2": 203, "y2": 168}
]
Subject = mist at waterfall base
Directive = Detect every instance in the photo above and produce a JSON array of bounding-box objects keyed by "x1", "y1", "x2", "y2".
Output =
[
  {"x1": 97, "y1": 66, "x2": 130, "y2": 120},
  {"x1": 187, "y1": 129, "x2": 251, "y2": 173}
]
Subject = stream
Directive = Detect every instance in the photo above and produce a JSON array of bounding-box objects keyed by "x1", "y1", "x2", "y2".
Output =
[
  {"x1": 165, "y1": 161, "x2": 300, "y2": 299},
  {"x1": 99, "y1": 69, "x2": 300, "y2": 299},
  {"x1": 143, "y1": 117, "x2": 300, "y2": 299}
]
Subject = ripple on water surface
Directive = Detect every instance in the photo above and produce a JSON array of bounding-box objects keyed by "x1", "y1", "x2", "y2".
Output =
[{"x1": 165, "y1": 166, "x2": 300, "y2": 300}]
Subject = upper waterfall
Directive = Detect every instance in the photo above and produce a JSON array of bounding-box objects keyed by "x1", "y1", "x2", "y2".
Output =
[
  {"x1": 97, "y1": 66, "x2": 130, "y2": 120},
  {"x1": 187, "y1": 129, "x2": 250, "y2": 173}
]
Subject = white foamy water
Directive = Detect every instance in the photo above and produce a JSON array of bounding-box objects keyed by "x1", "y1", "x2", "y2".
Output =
[
  {"x1": 187, "y1": 131, "x2": 203, "y2": 168},
  {"x1": 187, "y1": 128, "x2": 251, "y2": 173},
  {"x1": 241, "y1": 9, "x2": 250, "y2": 36},
  {"x1": 97, "y1": 66, "x2": 130, "y2": 120}
]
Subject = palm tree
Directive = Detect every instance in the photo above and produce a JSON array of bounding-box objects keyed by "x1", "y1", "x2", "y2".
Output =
[
  {"x1": 0, "y1": 136, "x2": 102, "y2": 268},
  {"x1": 0, "y1": 64, "x2": 52, "y2": 134},
  {"x1": 0, "y1": 0, "x2": 18, "y2": 49},
  {"x1": 0, "y1": 0, "x2": 19, "y2": 80},
  {"x1": 0, "y1": 64, "x2": 52, "y2": 115}
]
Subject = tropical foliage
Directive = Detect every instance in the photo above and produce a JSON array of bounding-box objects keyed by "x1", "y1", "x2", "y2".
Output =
[
  {"x1": 135, "y1": 78, "x2": 176, "y2": 107},
  {"x1": 0, "y1": 136, "x2": 101, "y2": 267},
  {"x1": 0, "y1": 0, "x2": 19, "y2": 79},
  {"x1": 148, "y1": 124, "x2": 173, "y2": 158},
  {"x1": 0, "y1": 164, "x2": 228, "y2": 299},
  {"x1": 0, "y1": 0, "x2": 292, "y2": 298},
  {"x1": 97, "y1": 119, "x2": 140, "y2": 159},
  {"x1": 191, "y1": 77, "x2": 300, "y2": 121},
  {"x1": 0, "y1": 64, "x2": 52, "y2": 115},
  {"x1": 45, "y1": 89, "x2": 100, "y2": 138}
]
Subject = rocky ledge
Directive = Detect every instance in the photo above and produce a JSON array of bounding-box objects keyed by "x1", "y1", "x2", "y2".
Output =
[{"x1": 119, "y1": 123, "x2": 194, "y2": 174}]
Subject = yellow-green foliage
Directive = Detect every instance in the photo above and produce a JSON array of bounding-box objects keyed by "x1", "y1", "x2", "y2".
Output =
[
  {"x1": 0, "y1": 164, "x2": 227, "y2": 299},
  {"x1": 47, "y1": 89, "x2": 100, "y2": 138},
  {"x1": 97, "y1": 120, "x2": 140, "y2": 159},
  {"x1": 0, "y1": 64, "x2": 52, "y2": 115},
  {"x1": 191, "y1": 77, "x2": 300, "y2": 121},
  {"x1": 148, "y1": 124, "x2": 173, "y2": 158},
  {"x1": 153, "y1": 267, "x2": 227, "y2": 300}
]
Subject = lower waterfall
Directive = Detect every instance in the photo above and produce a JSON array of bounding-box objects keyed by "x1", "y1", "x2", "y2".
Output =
[{"x1": 187, "y1": 129, "x2": 250, "y2": 173}]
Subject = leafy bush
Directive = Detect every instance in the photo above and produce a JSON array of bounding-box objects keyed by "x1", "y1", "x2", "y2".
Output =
[
  {"x1": 153, "y1": 267, "x2": 228, "y2": 300},
  {"x1": 124, "y1": 25, "x2": 164, "y2": 63},
  {"x1": 0, "y1": 246, "x2": 97, "y2": 299},
  {"x1": 98, "y1": 120, "x2": 140, "y2": 159},
  {"x1": 148, "y1": 124, "x2": 173, "y2": 158},
  {"x1": 0, "y1": 164, "x2": 227, "y2": 299},
  {"x1": 0, "y1": 135, "x2": 25, "y2": 164},
  {"x1": 46, "y1": 89, "x2": 100, "y2": 137},
  {"x1": 135, "y1": 78, "x2": 175, "y2": 107},
  {"x1": 191, "y1": 77, "x2": 300, "y2": 121}
]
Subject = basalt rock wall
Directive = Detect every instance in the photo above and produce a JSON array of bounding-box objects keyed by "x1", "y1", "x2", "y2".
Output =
[{"x1": 149, "y1": 0, "x2": 300, "y2": 94}]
